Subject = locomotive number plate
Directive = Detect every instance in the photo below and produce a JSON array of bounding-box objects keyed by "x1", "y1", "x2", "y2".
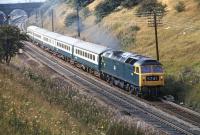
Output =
[{"x1": 146, "y1": 76, "x2": 159, "y2": 81}]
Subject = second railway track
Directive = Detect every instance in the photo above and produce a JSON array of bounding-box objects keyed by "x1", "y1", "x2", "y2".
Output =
[
  {"x1": 152, "y1": 101, "x2": 200, "y2": 128},
  {"x1": 24, "y1": 42, "x2": 200, "y2": 135}
]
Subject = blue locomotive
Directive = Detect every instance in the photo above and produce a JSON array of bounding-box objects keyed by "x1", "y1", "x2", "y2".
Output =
[{"x1": 27, "y1": 26, "x2": 164, "y2": 97}]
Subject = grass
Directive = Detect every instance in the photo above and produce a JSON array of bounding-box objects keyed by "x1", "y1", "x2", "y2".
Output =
[{"x1": 0, "y1": 52, "x2": 155, "y2": 135}]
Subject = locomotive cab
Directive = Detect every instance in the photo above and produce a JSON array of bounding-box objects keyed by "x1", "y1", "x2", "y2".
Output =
[
  {"x1": 137, "y1": 64, "x2": 164, "y2": 86},
  {"x1": 134, "y1": 59, "x2": 164, "y2": 96}
]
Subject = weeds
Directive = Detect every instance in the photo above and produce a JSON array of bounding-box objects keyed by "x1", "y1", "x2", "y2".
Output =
[
  {"x1": 117, "y1": 25, "x2": 140, "y2": 50},
  {"x1": 0, "y1": 62, "x2": 156, "y2": 134},
  {"x1": 162, "y1": 67, "x2": 200, "y2": 111},
  {"x1": 0, "y1": 94, "x2": 52, "y2": 135}
]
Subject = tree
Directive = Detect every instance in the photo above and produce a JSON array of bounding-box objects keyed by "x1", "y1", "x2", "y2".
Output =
[
  {"x1": 137, "y1": 0, "x2": 167, "y2": 16},
  {"x1": 66, "y1": 0, "x2": 94, "y2": 8},
  {"x1": 0, "y1": 25, "x2": 28, "y2": 64}
]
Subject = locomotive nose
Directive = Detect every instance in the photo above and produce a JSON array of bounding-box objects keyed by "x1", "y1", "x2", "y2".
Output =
[{"x1": 140, "y1": 74, "x2": 164, "y2": 87}]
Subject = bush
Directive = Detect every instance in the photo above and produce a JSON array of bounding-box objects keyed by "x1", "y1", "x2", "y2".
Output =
[
  {"x1": 161, "y1": 67, "x2": 200, "y2": 102},
  {"x1": 121, "y1": 0, "x2": 142, "y2": 8},
  {"x1": 175, "y1": 1, "x2": 186, "y2": 12},
  {"x1": 94, "y1": 0, "x2": 147, "y2": 22},
  {"x1": 81, "y1": 7, "x2": 90, "y2": 19},
  {"x1": 66, "y1": 0, "x2": 94, "y2": 8},
  {"x1": 106, "y1": 122, "x2": 142, "y2": 135},
  {"x1": 64, "y1": 12, "x2": 77, "y2": 27},
  {"x1": 117, "y1": 25, "x2": 140, "y2": 49},
  {"x1": 137, "y1": 0, "x2": 166, "y2": 16},
  {"x1": 95, "y1": 0, "x2": 121, "y2": 22}
]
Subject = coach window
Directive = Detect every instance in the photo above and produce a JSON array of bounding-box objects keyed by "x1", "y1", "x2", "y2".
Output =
[{"x1": 93, "y1": 55, "x2": 95, "y2": 61}]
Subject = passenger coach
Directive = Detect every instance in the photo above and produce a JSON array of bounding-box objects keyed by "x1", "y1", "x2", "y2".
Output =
[
  {"x1": 27, "y1": 26, "x2": 110, "y2": 72},
  {"x1": 73, "y1": 40, "x2": 110, "y2": 71}
]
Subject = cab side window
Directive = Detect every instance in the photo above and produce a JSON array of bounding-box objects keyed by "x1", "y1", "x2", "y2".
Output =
[{"x1": 135, "y1": 67, "x2": 139, "y2": 73}]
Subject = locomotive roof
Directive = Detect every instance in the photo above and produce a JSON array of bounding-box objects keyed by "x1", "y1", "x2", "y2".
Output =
[
  {"x1": 27, "y1": 26, "x2": 110, "y2": 54},
  {"x1": 135, "y1": 59, "x2": 162, "y2": 66},
  {"x1": 102, "y1": 50, "x2": 161, "y2": 66}
]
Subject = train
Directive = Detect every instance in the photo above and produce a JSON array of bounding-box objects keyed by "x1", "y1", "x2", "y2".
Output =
[{"x1": 27, "y1": 26, "x2": 164, "y2": 97}]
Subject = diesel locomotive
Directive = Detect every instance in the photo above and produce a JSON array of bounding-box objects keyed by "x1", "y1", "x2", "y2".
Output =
[{"x1": 27, "y1": 26, "x2": 164, "y2": 97}]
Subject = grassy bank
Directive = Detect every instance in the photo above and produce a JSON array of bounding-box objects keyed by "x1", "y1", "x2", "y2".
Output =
[{"x1": 0, "y1": 53, "x2": 155, "y2": 135}]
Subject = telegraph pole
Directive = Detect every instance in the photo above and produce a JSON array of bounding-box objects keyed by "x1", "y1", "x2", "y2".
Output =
[
  {"x1": 139, "y1": 8, "x2": 163, "y2": 61},
  {"x1": 6, "y1": 15, "x2": 11, "y2": 25},
  {"x1": 40, "y1": 10, "x2": 43, "y2": 28},
  {"x1": 51, "y1": 9, "x2": 54, "y2": 32},
  {"x1": 76, "y1": 0, "x2": 80, "y2": 37},
  {"x1": 153, "y1": 11, "x2": 159, "y2": 61}
]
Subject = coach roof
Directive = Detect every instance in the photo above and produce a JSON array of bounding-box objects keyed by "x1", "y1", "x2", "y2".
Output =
[
  {"x1": 28, "y1": 26, "x2": 110, "y2": 54},
  {"x1": 74, "y1": 40, "x2": 110, "y2": 54}
]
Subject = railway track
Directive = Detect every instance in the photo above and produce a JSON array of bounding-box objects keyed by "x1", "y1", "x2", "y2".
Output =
[
  {"x1": 152, "y1": 101, "x2": 200, "y2": 128},
  {"x1": 23, "y1": 42, "x2": 200, "y2": 135}
]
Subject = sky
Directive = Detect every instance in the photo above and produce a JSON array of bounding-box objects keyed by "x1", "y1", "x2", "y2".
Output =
[{"x1": 0, "y1": 0, "x2": 46, "y2": 4}]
